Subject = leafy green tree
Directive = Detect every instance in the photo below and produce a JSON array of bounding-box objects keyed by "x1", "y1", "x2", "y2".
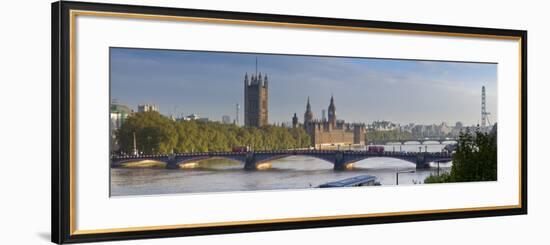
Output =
[
  {"x1": 116, "y1": 111, "x2": 177, "y2": 154},
  {"x1": 450, "y1": 125, "x2": 497, "y2": 182},
  {"x1": 425, "y1": 124, "x2": 497, "y2": 183}
]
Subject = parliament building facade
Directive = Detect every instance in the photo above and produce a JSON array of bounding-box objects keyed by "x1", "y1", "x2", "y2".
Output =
[{"x1": 293, "y1": 96, "x2": 366, "y2": 148}]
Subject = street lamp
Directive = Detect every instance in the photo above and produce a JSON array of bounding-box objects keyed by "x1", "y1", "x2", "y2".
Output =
[{"x1": 396, "y1": 170, "x2": 415, "y2": 185}]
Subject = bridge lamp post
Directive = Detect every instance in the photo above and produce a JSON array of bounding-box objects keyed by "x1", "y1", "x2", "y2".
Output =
[{"x1": 396, "y1": 170, "x2": 415, "y2": 185}]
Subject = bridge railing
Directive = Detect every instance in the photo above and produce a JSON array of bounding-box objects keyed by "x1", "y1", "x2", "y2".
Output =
[{"x1": 111, "y1": 150, "x2": 453, "y2": 160}]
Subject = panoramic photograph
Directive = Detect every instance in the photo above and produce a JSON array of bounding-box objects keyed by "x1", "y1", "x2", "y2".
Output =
[{"x1": 109, "y1": 47, "x2": 498, "y2": 196}]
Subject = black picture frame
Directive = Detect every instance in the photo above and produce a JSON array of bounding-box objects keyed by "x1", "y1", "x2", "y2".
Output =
[{"x1": 52, "y1": 1, "x2": 527, "y2": 244}]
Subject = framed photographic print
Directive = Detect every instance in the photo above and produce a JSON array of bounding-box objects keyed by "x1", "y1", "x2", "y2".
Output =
[{"x1": 52, "y1": 1, "x2": 527, "y2": 244}]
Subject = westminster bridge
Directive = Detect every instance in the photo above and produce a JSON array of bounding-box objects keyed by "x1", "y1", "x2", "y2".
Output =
[{"x1": 111, "y1": 150, "x2": 453, "y2": 170}]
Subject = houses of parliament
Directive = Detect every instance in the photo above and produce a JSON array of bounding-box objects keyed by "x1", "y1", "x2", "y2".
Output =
[
  {"x1": 293, "y1": 96, "x2": 366, "y2": 148},
  {"x1": 244, "y1": 72, "x2": 366, "y2": 148}
]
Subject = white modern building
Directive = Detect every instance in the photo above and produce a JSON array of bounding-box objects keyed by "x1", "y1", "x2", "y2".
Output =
[{"x1": 137, "y1": 104, "x2": 158, "y2": 112}]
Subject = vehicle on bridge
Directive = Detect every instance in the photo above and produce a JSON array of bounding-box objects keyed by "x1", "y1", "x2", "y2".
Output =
[
  {"x1": 318, "y1": 175, "x2": 380, "y2": 188},
  {"x1": 232, "y1": 146, "x2": 250, "y2": 152},
  {"x1": 367, "y1": 146, "x2": 384, "y2": 153}
]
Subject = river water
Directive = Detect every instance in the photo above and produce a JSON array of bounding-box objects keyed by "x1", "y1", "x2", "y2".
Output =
[{"x1": 110, "y1": 144, "x2": 452, "y2": 196}]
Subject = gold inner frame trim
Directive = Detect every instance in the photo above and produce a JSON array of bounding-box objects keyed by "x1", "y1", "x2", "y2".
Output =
[
  {"x1": 73, "y1": 205, "x2": 518, "y2": 235},
  {"x1": 69, "y1": 10, "x2": 77, "y2": 234},
  {"x1": 68, "y1": 9, "x2": 523, "y2": 235}
]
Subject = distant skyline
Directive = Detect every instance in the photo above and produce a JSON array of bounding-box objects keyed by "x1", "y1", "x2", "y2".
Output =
[{"x1": 110, "y1": 47, "x2": 497, "y2": 126}]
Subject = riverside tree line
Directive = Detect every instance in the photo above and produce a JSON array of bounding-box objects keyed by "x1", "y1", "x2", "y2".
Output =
[
  {"x1": 366, "y1": 130, "x2": 415, "y2": 142},
  {"x1": 115, "y1": 111, "x2": 311, "y2": 154}
]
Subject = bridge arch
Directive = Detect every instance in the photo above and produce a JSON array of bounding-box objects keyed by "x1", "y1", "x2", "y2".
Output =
[
  {"x1": 342, "y1": 155, "x2": 419, "y2": 166},
  {"x1": 174, "y1": 156, "x2": 246, "y2": 169},
  {"x1": 422, "y1": 140, "x2": 442, "y2": 145},
  {"x1": 403, "y1": 141, "x2": 422, "y2": 145},
  {"x1": 350, "y1": 157, "x2": 419, "y2": 170},
  {"x1": 111, "y1": 158, "x2": 168, "y2": 168},
  {"x1": 255, "y1": 154, "x2": 337, "y2": 166},
  {"x1": 173, "y1": 156, "x2": 245, "y2": 165}
]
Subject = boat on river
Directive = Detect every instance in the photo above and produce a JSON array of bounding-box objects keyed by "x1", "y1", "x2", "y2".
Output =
[{"x1": 318, "y1": 175, "x2": 380, "y2": 188}]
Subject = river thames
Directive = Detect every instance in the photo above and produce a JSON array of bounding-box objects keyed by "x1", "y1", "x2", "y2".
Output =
[{"x1": 110, "y1": 144, "x2": 452, "y2": 196}]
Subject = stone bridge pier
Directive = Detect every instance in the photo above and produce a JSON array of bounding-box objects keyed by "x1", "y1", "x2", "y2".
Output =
[
  {"x1": 166, "y1": 157, "x2": 180, "y2": 169},
  {"x1": 333, "y1": 151, "x2": 348, "y2": 171},
  {"x1": 244, "y1": 153, "x2": 258, "y2": 170},
  {"x1": 415, "y1": 153, "x2": 430, "y2": 169}
]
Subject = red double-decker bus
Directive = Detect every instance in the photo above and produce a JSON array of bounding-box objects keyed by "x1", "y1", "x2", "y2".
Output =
[
  {"x1": 232, "y1": 146, "x2": 250, "y2": 152},
  {"x1": 367, "y1": 146, "x2": 385, "y2": 153}
]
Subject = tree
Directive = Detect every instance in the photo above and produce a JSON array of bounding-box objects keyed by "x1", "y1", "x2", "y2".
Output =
[
  {"x1": 425, "y1": 124, "x2": 497, "y2": 183},
  {"x1": 450, "y1": 125, "x2": 497, "y2": 182},
  {"x1": 116, "y1": 111, "x2": 177, "y2": 154},
  {"x1": 116, "y1": 112, "x2": 315, "y2": 154}
]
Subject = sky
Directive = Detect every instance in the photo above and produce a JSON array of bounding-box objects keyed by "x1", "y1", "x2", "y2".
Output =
[{"x1": 110, "y1": 47, "x2": 497, "y2": 126}]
